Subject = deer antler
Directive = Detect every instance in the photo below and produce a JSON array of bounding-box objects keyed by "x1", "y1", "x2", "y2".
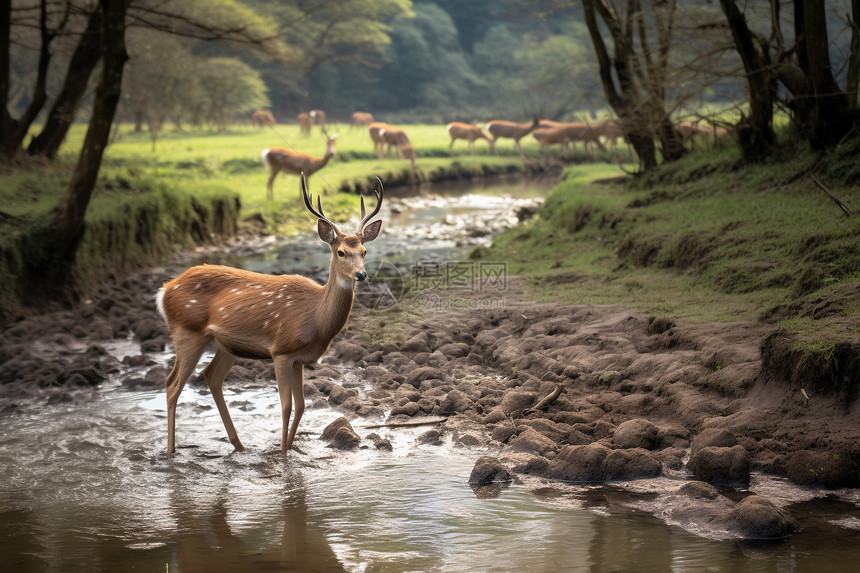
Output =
[
  {"x1": 358, "y1": 177, "x2": 384, "y2": 235},
  {"x1": 301, "y1": 173, "x2": 341, "y2": 234}
]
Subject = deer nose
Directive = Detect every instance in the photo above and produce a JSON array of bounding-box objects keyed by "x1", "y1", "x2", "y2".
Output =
[{"x1": 355, "y1": 270, "x2": 367, "y2": 282}]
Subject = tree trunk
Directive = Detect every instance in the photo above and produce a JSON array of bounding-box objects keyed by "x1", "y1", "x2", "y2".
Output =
[
  {"x1": 27, "y1": 6, "x2": 103, "y2": 158},
  {"x1": 0, "y1": 0, "x2": 13, "y2": 158},
  {"x1": 799, "y1": 0, "x2": 853, "y2": 148},
  {"x1": 582, "y1": 0, "x2": 660, "y2": 171},
  {"x1": 847, "y1": 0, "x2": 860, "y2": 113},
  {"x1": 719, "y1": 0, "x2": 776, "y2": 160},
  {"x1": 23, "y1": 0, "x2": 128, "y2": 301}
]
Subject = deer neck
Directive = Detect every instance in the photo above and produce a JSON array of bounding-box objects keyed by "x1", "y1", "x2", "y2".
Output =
[
  {"x1": 309, "y1": 152, "x2": 333, "y2": 174},
  {"x1": 314, "y1": 260, "x2": 355, "y2": 340}
]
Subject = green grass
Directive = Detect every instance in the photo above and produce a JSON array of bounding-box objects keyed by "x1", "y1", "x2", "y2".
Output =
[
  {"x1": 49, "y1": 122, "x2": 592, "y2": 235},
  {"x1": 476, "y1": 142, "x2": 860, "y2": 323}
]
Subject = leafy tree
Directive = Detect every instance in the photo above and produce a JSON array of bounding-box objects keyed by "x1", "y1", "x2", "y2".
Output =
[
  {"x1": 198, "y1": 57, "x2": 269, "y2": 131},
  {"x1": 473, "y1": 20, "x2": 599, "y2": 119},
  {"x1": 367, "y1": 2, "x2": 483, "y2": 115},
  {"x1": 246, "y1": 0, "x2": 413, "y2": 113}
]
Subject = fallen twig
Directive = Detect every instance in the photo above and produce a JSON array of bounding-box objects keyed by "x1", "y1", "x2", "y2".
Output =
[
  {"x1": 361, "y1": 417, "x2": 448, "y2": 429},
  {"x1": 811, "y1": 175, "x2": 854, "y2": 217}
]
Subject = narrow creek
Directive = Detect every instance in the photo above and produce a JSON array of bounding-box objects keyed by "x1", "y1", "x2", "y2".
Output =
[{"x1": 1, "y1": 177, "x2": 859, "y2": 572}]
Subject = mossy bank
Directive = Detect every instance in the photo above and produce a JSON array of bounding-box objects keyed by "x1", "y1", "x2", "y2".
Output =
[{"x1": 0, "y1": 165, "x2": 240, "y2": 320}]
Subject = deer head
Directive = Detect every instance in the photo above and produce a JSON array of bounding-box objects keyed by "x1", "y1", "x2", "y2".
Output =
[{"x1": 300, "y1": 173, "x2": 382, "y2": 286}]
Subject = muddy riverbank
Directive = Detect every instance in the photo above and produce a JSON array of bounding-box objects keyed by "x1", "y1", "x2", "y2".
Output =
[{"x1": 2, "y1": 234, "x2": 859, "y2": 541}]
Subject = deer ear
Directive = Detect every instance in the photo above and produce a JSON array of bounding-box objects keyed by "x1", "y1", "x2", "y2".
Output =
[
  {"x1": 317, "y1": 219, "x2": 337, "y2": 244},
  {"x1": 361, "y1": 220, "x2": 382, "y2": 243}
]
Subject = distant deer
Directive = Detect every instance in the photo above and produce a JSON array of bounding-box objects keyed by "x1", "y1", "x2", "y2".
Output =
[
  {"x1": 678, "y1": 120, "x2": 704, "y2": 149},
  {"x1": 446, "y1": 122, "x2": 494, "y2": 155},
  {"x1": 368, "y1": 122, "x2": 388, "y2": 156},
  {"x1": 310, "y1": 109, "x2": 326, "y2": 132},
  {"x1": 485, "y1": 117, "x2": 540, "y2": 157},
  {"x1": 156, "y1": 174, "x2": 384, "y2": 455},
  {"x1": 252, "y1": 110, "x2": 275, "y2": 128},
  {"x1": 351, "y1": 111, "x2": 374, "y2": 128},
  {"x1": 379, "y1": 125, "x2": 418, "y2": 170},
  {"x1": 262, "y1": 130, "x2": 338, "y2": 200},
  {"x1": 531, "y1": 126, "x2": 571, "y2": 150},
  {"x1": 298, "y1": 113, "x2": 311, "y2": 136},
  {"x1": 590, "y1": 119, "x2": 627, "y2": 157}
]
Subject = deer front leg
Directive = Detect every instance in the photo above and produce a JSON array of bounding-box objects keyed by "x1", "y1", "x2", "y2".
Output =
[
  {"x1": 287, "y1": 363, "x2": 305, "y2": 451},
  {"x1": 266, "y1": 168, "x2": 278, "y2": 201},
  {"x1": 274, "y1": 357, "x2": 304, "y2": 452}
]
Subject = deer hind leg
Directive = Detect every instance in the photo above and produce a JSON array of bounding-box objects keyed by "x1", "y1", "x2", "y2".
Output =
[
  {"x1": 274, "y1": 356, "x2": 304, "y2": 452},
  {"x1": 165, "y1": 328, "x2": 208, "y2": 454},
  {"x1": 203, "y1": 348, "x2": 243, "y2": 451}
]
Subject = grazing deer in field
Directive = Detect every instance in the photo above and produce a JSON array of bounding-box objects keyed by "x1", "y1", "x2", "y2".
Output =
[
  {"x1": 590, "y1": 119, "x2": 626, "y2": 157},
  {"x1": 262, "y1": 130, "x2": 338, "y2": 200},
  {"x1": 531, "y1": 126, "x2": 571, "y2": 150},
  {"x1": 446, "y1": 122, "x2": 494, "y2": 155},
  {"x1": 485, "y1": 117, "x2": 540, "y2": 157},
  {"x1": 156, "y1": 174, "x2": 384, "y2": 455},
  {"x1": 252, "y1": 110, "x2": 275, "y2": 128},
  {"x1": 298, "y1": 113, "x2": 311, "y2": 136},
  {"x1": 351, "y1": 111, "x2": 374, "y2": 128},
  {"x1": 379, "y1": 125, "x2": 418, "y2": 169},
  {"x1": 310, "y1": 109, "x2": 326, "y2": 132},
  {"x1": 368, "y1": 122, "x2": 388, "y2": 156}
]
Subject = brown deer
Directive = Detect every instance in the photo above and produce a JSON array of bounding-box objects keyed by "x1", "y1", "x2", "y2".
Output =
[
  {"x1": 298, "y1": 113, "x2": 311, "y2": 136},
  {"x1": 262, "y1": 131, "x2": 338, "y2": 200},
  {"x1": 531, "y1": 126, "x2": 571, "y2": 150},
  {"x1": 309, "y1": 109, "x2": 326, "y2": 132},
  {"x1": 590, "y1": 119, "x2": 626, "y2": 157},
  {"x1": 252, "y1": 110, "x2": 275, "y2": 128},
  {"x1": 379, "y1": 125, "x2": 418, "y2": 169},
  {"x1": 368, "y1": 122, "x2": 388, "y2": 156},
  {"x1": 351, "y1": 111, "x2": 374, "y2": 128},
  {"x1": 485, "y1": 117, "x2": 540, "y2": 157},
  {"x1": 446, "y1": 122, "x2": 494, "y2": 155},
  {"x1": 156, "y1": 174, "x2": 384, "y2": 455}
]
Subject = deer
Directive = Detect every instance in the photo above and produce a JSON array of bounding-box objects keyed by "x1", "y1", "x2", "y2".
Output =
[
  {"x1": 156, "y1": 174, "x2": 384, "y2": 455},
  {"x1": 446, "y1": 122, "x2": 494, "y2": 155},
  {"x1": 379, "y1": 125, "x2": 418, "y2": 169},
  {"x1": 368, "y1": 122, "x2": 388, "y2": 156},
  {"x1": 309, "y1": 109, "x2": 326, "y2": 132},
  {"x1": 262, "y1": 130, "x2": 338, "y2": 200},
  {"x1": 485, "y1": 117, "x2": 540, "y2": 157},
  {"x1": 298, "y1": 113, "x2": 311, "y2": 136},
  {"x1": 531, "y1": 126, "x2": 571, "y2": 150},
  {"x1": 351, "y1": 111, "x2": 374, "y2": 128},
  {"x1": 252, "y1": 110, "x2": 275, "y2": 128},
  {"x1": 589, "y1": 119, "x2": 627, "y2": 157}
]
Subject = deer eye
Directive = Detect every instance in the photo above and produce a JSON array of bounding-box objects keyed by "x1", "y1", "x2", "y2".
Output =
[{"x1": 337, "y1": 250, "x2": 346, "y2": 258}]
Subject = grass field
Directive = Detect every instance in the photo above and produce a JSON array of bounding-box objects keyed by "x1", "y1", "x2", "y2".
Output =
[{"x1": 45, "y1": 122, "x2": 628, "y2": 234}]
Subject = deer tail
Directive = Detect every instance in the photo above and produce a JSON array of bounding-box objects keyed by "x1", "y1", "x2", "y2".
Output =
[{"x1": 261, "y1": 148, "x2": 270, "y2": 168}]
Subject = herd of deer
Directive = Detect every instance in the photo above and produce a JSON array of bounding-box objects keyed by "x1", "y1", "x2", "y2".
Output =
[{"x1": 255, "y1": 109, "x2": 731, "y2": 202}]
